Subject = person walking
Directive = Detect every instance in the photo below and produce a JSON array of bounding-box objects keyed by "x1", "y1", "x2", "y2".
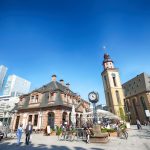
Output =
[
  {"x1": 85, "y1": 127, "x2": 91, "y2": 143},
  {"x1": 16, "y1": 124, "x2": 23, "y2": 145},
  {"x1": 136, "y1": 119, "x2": 142, "y2": 130},
  {"x1": 25, "y1": 122, "x2": 33, "y2": 145}
]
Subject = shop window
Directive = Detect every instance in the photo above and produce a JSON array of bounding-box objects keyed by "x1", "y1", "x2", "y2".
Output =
[{"x1": 34, "y1": 114, "x2": 38, "y2": 126}]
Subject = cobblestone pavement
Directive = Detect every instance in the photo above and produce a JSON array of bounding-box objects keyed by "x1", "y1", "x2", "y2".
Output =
[{"x1": 0, "y1": 125, "x2": 150, "y2": 150}]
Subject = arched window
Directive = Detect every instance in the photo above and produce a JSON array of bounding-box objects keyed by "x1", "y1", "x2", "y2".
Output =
[
  {"x1": 112, "y1": 73, "x2": 117, "y2": 87},
  {"x1": 48, "y1": 112, "x2": 55, "y2": 129},
  {"x1": 124, "y1": 99, "x2": 129, "y2": 112},
  {"x1": 104, "y1": 76, "x2": 108, "y2": 88},
  {"x1": 132, "y1": 99, "x2": 139, "y2": 118},
  {"x1": 140, "y1": 97, "x2": 147, "y2": 116},
  {"x1": 115, "y1": 90, "x2": 121, "y2": 105}
]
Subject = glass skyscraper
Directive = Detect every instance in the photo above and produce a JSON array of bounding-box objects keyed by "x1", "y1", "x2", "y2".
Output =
[
  {"x1": 3, "y1": 74, "x2": 31, "y2": 96},
  {"x1": 0, "y1": 65, "x2": 8, "y2": 94}
]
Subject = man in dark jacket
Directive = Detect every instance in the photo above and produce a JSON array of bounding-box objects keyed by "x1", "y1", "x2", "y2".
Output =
[{"x1": 25, "y1": 122, "x2": 33, "y2": 145}]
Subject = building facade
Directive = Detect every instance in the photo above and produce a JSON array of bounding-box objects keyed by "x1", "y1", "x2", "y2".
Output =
[
  {"x1": 11, "y1": 75, "x2": 90, "y2": 131},
  {"x1": 123, "y1": 73, "x2": 150, "y2": 124},
  {"x1": 101, "y1": 53, "x2": 125, "y2": 118},
  {"x1": 0, "y1": 65, "x2": 8, "y2": 94},
  {"x1": 0, "y1": 96, "x2": 19, "y2": 124},
  {"x1": 3, "y1": 74, "x2": 31, "y2": 97}
]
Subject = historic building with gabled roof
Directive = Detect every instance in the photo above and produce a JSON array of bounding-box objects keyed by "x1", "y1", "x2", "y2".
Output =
[{"x1": 11, "y1": 75, "x2": 90, "y2": 131}]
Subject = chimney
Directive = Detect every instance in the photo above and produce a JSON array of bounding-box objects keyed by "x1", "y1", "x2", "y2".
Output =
[
  {"x1": 66, "y1": 83, "x2": 70, "y2": 88},
  {"x1": 60, "y1": 79, "x2": 64, "y2": 85},
  {"x1": 52, "y1": 75, "x2": 57, "y2": 81}
]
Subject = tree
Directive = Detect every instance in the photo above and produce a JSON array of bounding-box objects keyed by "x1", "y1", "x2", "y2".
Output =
[{"x1": 119, "y1": 107, "x2": 126, "y2": 120}]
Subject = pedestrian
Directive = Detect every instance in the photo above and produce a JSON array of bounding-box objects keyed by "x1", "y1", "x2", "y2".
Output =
[
  {"x1": 25, "y1": 122, "x2": 33, "y2": 145},
  {"x1": 85, "y1": 127, "x2": 91, "y2": 143},
  {"x1": 16, "y1": 124, "x2": 23, "y2": 145},
  {"x1": 136, "y1": 119, "x2": 142, "y2": 130}
]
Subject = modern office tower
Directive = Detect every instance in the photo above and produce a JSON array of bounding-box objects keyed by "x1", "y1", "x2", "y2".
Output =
[
  {"x1": 0, "y1": 65, "x2": 8, "y2": 93},
  {"x1": 3, "y1": 74, "x2": 31, "y2": 97}
]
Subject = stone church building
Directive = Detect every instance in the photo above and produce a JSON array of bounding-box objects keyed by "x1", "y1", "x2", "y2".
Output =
[
  {"x1": 11, "y1": 75, "x2": 90, "y2": 131},
  {"x1": 101, "y1": 53, "x2": 150, "y2": 124}
]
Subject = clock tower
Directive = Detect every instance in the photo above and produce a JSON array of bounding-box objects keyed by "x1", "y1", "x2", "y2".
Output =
[{"x1": 101, "y1": 53, "x2": 125, "y2": 118}]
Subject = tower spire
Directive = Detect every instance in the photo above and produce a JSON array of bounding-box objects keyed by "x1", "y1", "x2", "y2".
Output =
[{"x1": 102, "y1": 47, "x2": 114, "y2": 70}]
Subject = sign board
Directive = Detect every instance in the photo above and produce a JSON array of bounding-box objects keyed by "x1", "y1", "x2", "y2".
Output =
[
  {"x1": 126, "y1": 122, "x2": 131, "y2": 129},
  {"x1": 145, "y1": 110, "x2": 150, "y2": 117},
  {"x1": 47, "y1": 125, "x2": 51, "y2": 134}
]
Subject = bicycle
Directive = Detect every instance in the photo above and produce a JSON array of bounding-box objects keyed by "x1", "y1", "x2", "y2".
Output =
[{"x1": 119, "y1": 129, "x2": 128, "y2": 139}]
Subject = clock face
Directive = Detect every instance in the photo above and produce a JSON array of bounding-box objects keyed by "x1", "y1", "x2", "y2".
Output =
[
  {"x1": 89, "y1": 93, "x2": 97, "y2": 101},
  {"x1": 88, "y1": 91, "x2": 99, "y2": 103}
]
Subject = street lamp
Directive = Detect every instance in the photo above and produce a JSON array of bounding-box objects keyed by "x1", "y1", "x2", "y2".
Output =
[
  {"x1": 126, "y1": 112, "x2": 131, "y2": 123},
  {"x1": 39, "y1": 110, "x2": 43, "y2": 132},
  {"x1": 2, "y1": 110, "x2": 7, "y2": 125}
]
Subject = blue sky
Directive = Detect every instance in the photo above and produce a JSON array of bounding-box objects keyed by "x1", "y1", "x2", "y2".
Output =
[{"x1": 0, "y1": 0, "x2": 150, "y2": 105}]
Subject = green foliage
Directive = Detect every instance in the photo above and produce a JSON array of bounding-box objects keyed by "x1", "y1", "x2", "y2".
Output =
[
  {"x1": 101, "y1": 128, "x2": 115, "y2": 133},
  {"x1": 101, "y1": 128, "x2": 107, "y2": 133},
  {"x1": 51, "y1": 128, "x2": 55, "y2": 131},
  {"x1": 119, "y1": 107, "x2": 125, "y2": 120},
  {"x1": 56, "y1": 126, "x2": 62, "y2": 136},
  {"x1": 71, "y1": 128, "x2": 76, "y2": 133}
]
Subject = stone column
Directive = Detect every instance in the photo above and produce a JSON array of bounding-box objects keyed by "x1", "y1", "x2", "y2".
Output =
[
  {"x1": 55, "y1": 110, "x2": 63, "y2": 127},
  {"x1": 66, "y1": 112, "x2": 70, "y2": 125},
  {"x1": 32, "y1": 114, "x2": 35, "y2": 126},
  {"x1": 42, "y1": 111, "x2": 48, "y2": 129}
]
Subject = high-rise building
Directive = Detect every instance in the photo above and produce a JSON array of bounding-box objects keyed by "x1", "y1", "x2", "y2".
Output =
[
  {"x1": 3, "y1": 74, "x2": 31, "y2": 97},
  {"x1": 101, "y1": 53, "x2": 125, "y2": 118},
  {"x1": 0, "y1": 65, "x2": 8, "y2": 93}
]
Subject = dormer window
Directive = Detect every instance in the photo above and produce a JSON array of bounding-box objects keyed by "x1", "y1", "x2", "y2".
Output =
[
  {"x1": 19, "y1": 97, "x2": 24, "y2": 105},
  {"x1": 30, "y1": 94, "x2": 39, "y2": 103},
  {"x1": 49, "y1": 92, "x2": 56, "y2": 102}
]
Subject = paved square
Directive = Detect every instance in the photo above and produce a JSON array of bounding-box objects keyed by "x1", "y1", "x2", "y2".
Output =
[{"x1": 0, "y1": 126, "x2": 150, "y2": 150}]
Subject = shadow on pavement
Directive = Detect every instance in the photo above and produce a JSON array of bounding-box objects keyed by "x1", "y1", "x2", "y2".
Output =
[
  {"x1": 0, "y1": 142, "x2": 105, "y2": 150},
  {"x1": 130, "y1": 128, "x2": 150, "y2": 140}
]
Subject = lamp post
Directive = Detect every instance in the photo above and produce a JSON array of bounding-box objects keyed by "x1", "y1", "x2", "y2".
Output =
[
  {"x1": 39, "y1": 110, "x2": 43, "y2": 132},
  {"x1": 127, "y1": 112, "x2": 131, "y2": 123},
  {"x1": 2, "y1": 110, "x2": 7, "y2": 126},
  {"x1": 88, "y1": 91, "x2": 99, "y2": 124}
]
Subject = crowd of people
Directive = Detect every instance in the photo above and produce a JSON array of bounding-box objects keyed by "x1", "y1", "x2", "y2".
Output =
[{"x1": 13, "y1": 118, "x2": 150, "y2": 145}]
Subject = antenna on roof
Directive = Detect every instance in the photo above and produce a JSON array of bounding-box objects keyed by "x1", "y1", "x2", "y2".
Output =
[{"x1": 102, "y1": 45, "x2": 106, "y2": 52}]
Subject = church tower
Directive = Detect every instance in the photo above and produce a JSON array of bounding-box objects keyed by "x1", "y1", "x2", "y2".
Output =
[{"x1": 101, "y1": 53, "x2": 125, "y2": 118}]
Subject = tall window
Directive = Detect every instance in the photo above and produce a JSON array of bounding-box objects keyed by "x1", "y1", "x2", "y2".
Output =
[
  {"x1": 124, "y1": 99, "x2": 129, "y2": 112},
  {"x1": 28, "y1": 115, "x2": 32, "y2": 122},
  {"x1": 112, "y1": 73, "x2": 117, "y2": 87},
  {"x1": 132, "y1": 99, "x2": 139, "y2": 118},
  {"x1": 104, "y1": 76, "x2": 108, "y2": 88},
  {"x1": 31, "y1": 96, "x2": 34, "y2": 103},
  {"x1": 115, "y1": 90, "x2": 121, "y2": 105},
  {"x1": 107, "y1": 92, "x2": 111, "y2": 107},
  {"x1": 34, "y1": 114, "x2": 38, "y2": 126},
  {"x1": 35, "y1": 95, "x2": 38, "y2": 103},
  {"x1": 140, "y1": 97, "x2": 147, "y2": 117}
]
